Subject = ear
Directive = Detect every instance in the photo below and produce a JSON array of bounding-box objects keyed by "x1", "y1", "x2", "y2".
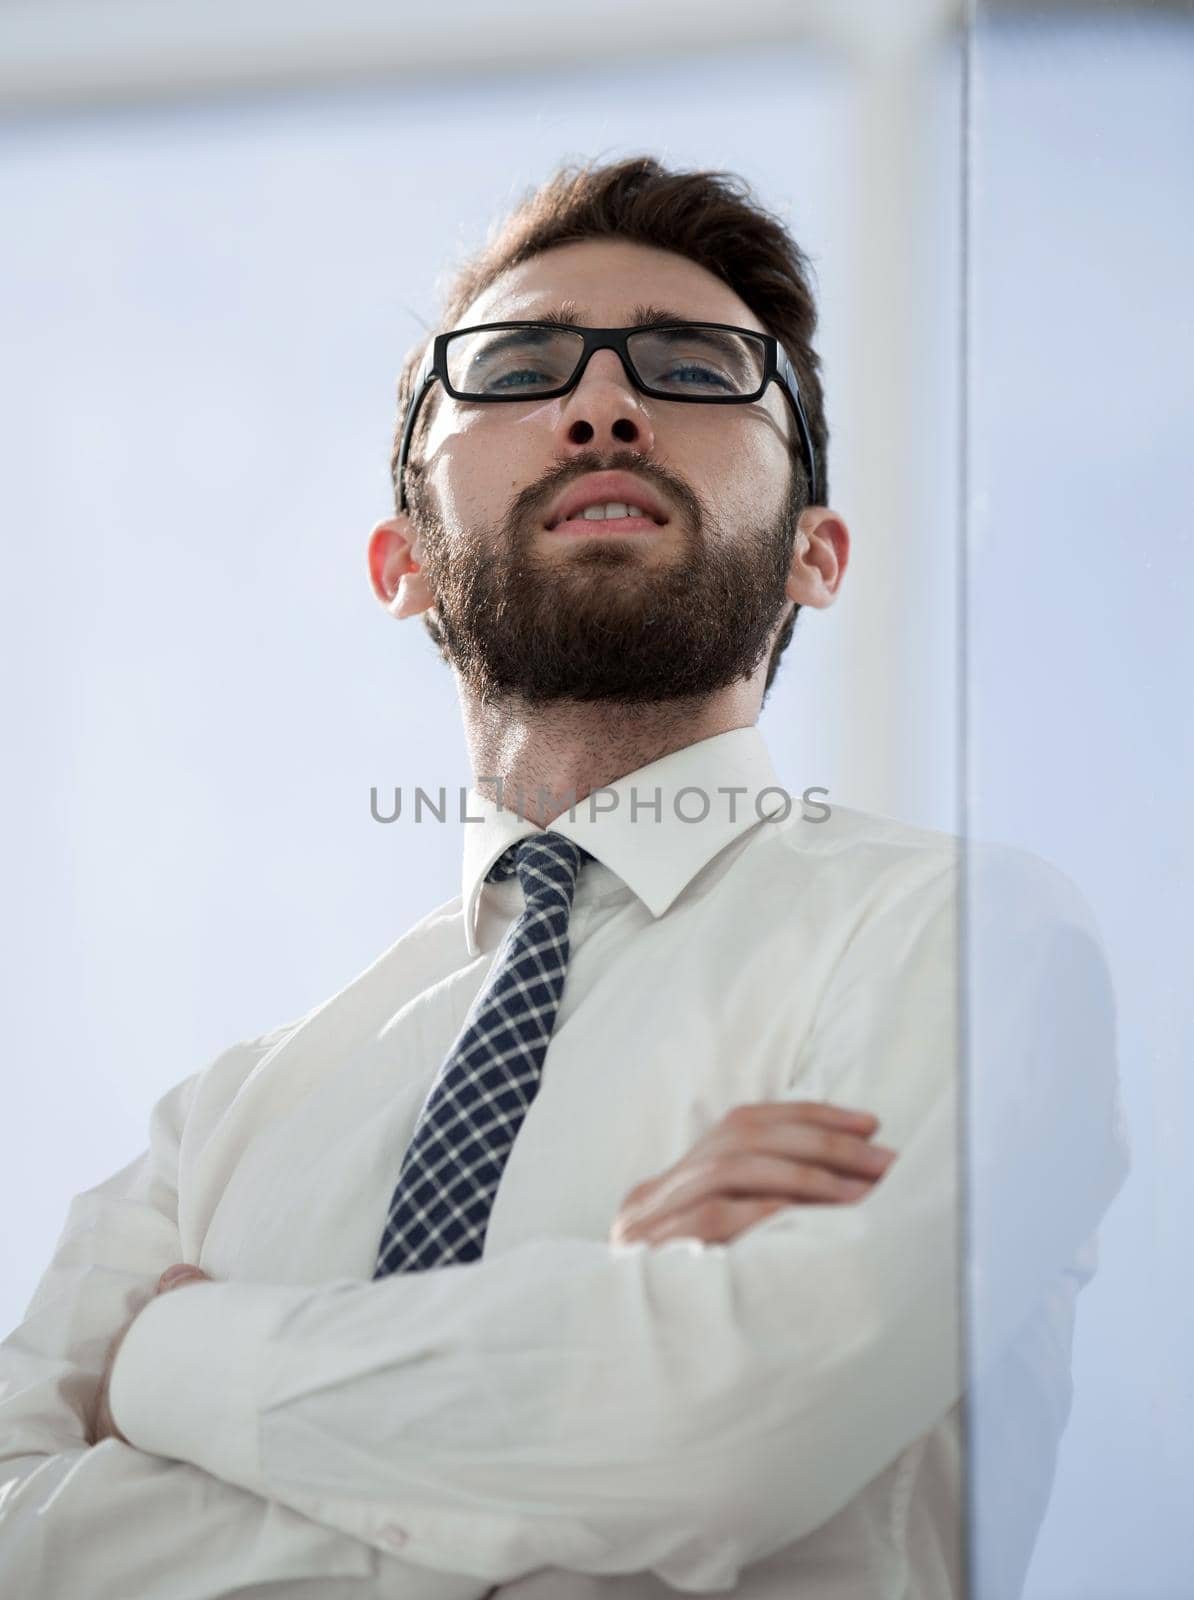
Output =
[
  {"x1": 785, "y1": 506, "x2": 849, "y2": 610},
  {"x1": 366, "y1": 514, "x2": 436, "y2": 620}
]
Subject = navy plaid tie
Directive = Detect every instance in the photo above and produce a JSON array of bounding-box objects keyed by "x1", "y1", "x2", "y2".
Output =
[{"x1": 373, "y1": 830, "x2": 593, "y2": 1278}]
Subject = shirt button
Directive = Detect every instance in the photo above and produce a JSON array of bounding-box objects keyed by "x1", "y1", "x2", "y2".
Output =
[{"x1": 378, "y1": 1524, "x2": 408, "y2": 1550}]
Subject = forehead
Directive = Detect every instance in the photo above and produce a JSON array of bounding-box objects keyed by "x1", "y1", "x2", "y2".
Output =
[{"x1": 455, "y1": 238, "x2": 768, "y2": 336}]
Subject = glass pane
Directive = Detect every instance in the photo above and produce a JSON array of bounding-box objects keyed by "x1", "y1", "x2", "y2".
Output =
[
  {"x1": 446, "y1": 324, "x2": 583, "y2": 395},
  {"x1": 628, "y1": 326, "x2": 766, "y2": 394},
  {"x1": 966, "y1": 7, "x2": 1194, "y2": 1598}
]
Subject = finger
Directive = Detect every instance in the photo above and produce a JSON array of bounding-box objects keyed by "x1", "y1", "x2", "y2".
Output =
[
  {"x1": 717, "y1": 1100, "x2": 877, "y2": 1139},
  {"x1": 156, "y1": 1264, "x2": 209, "y2": 1292},
  {"x1": 701, "y1": 1121, "x2": 895, "y2": 1185},
  {"x1": 732, "y1": 1124, "x2": 898, "y2": 1180},
  {"x1": 616, "y1": 1196, "x2": 794, "y2": 1248},
  {"x1": 157, "y1": 1264, "x2": 198, "y2": 1288},
  {"x1": 752, "y1": 1100, "x2": 881, "y2": 1132},
  {"x1": 621, "y1": 1152, "x2": 873, "y2": 1225},
  {"x1": 616, "y1": 1128, "x2": 895, "y2": 1231}
]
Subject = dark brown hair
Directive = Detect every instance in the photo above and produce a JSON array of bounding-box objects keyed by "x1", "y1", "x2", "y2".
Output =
[{"x1": 390, "y1": 154, "x2": 829, "y2": 697}]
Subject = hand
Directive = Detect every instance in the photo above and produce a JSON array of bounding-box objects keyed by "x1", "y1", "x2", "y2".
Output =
[
  {"x1": 90, "y1": 1263, "x2": 212, "y2": 1446},
  {"x1": 609, "y1": 1101, "x2": 898, "y2": 1248}
]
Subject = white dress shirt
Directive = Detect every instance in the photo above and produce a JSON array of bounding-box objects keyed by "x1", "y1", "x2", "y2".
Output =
[{"x1": 0, "y1": 725, "x2": 1130, "y2": 1599}]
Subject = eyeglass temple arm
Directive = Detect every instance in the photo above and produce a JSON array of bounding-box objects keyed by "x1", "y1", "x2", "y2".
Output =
[
  {"x1": 396, "y1": 347, "x2": 438, "y2": 514},
  {"x1": 776, "y1": 346, "x2": 818, "y2": 506}
]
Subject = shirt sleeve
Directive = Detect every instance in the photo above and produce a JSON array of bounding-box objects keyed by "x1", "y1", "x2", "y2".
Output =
[
  {"x1": 0, "y1": 1040, "x2": 444, "y2": 1600},
  {"x1": 108, "y1": 845, "x2": 1131, "y2": 1595}
]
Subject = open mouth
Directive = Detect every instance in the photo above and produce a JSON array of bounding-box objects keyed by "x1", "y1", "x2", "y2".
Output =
[{"x1": 545, "y1": 502, "x2": 669, "y2": 535}]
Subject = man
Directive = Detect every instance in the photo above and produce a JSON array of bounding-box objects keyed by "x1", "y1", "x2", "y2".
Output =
[{"x1": 0, "y1": 156, "x2": 1128, "y2": 1598}]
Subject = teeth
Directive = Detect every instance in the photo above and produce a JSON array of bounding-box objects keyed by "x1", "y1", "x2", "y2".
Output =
[
  {"x1": 551, "y1": 501, "x2": 651, "y2": 528},
  {"x1": 572, "y1": 502, "x2": 643, "y2": 521}
]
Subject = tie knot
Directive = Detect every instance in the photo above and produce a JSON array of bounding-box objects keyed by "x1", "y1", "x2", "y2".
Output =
[{"x1": 486, "y1": 831, "x2": 594, "y2": 902}]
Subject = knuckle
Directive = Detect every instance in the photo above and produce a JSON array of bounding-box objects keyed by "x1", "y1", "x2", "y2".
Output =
[
  {"x1": 611, "y1": 1210, "x2": 645, "y2": 1242},
  {"x1": 723, "y1": 1103, "x2": 757, "y2": 1133},
  {"x1": 695, "y1": 1199, "x2": 728, "y2": 1235},
  {"x1": 797, "y1": 1163, "x2": 837, "y2": 1196},
  {"x1": 704, "y1": 1152, "x2": 737, "y2": 1185},
  {"x1": 822, "y1": 1130, "x2": 854, "y2": 1163}
]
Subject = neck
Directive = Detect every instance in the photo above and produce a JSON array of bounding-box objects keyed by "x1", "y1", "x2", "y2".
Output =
[{"x1": 460, "y1": 682, "x2": 763, "y2": 828}]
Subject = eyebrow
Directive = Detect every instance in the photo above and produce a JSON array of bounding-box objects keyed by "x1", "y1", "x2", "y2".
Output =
[
  {"x1": 535, "y1": 302, "x2": 706, "y2": 330},
  {"x1": 458, "y1": 312, "x2": 739, "y2": 375}
]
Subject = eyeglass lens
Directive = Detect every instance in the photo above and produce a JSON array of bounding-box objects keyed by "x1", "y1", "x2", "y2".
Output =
[{"x1": 444, "y1": 325, "x2": 767, "y2": 399}]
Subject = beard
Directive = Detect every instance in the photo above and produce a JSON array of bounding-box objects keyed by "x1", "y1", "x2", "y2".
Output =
[{"x1": 407, "y1": 449, "x2": 801, "y2": 707}]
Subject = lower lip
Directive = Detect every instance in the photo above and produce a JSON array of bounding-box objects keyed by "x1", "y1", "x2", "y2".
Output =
[{"x1": 547, "y1": 516, "x2": 663, "y2": 537}]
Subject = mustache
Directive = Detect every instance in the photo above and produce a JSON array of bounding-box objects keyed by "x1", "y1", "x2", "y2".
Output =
[{"x1": 507, "y1": 449, "x2": 703, "y2": 539}]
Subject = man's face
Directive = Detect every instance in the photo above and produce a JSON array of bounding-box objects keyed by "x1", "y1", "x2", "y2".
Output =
[{"x1": 406, "y1": 237, "x2": 801, "y2": 706}]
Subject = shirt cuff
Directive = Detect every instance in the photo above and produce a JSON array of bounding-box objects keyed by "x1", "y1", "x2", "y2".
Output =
[{"x1": 108, "y1": 1279, "x2": 299, "y2": 1492}]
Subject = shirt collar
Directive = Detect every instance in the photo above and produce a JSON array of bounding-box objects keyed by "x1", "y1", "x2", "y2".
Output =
[{"x1": 459, "y1": 724, "x2": 787, "y2": 957}]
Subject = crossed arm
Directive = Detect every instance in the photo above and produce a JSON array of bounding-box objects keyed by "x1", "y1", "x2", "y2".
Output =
[
  {"x1": 108, "y1": 1093, "x2": 961, "y2": 1591},
  {"x1": 1, "y1": 847, "x2": 1130, "y2": 1596},
  {"x1": 0, "y1": 1052, "x2": 464, "y2": 1600}
]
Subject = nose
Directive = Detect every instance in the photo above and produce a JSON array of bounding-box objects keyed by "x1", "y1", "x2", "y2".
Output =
[{"x1": 555, "y1": 347, "x2": 656, "y2": 457}]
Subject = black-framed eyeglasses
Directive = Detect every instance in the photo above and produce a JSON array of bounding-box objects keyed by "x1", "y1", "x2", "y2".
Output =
[{"x1": 395, "y1": 319, "x2": 818, "y2": 511}]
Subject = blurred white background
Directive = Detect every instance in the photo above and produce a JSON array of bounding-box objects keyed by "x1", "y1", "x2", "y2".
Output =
[{"x1": 0, "y1": 2, "x2": 1189, "y2": 1596}]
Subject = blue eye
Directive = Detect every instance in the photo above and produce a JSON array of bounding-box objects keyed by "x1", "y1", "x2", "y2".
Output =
[
  {"x1": 663, "y1": 363, "x2": 734, "y2": 390},
  {"x1": 480, "y1": 368, "x2": 556, "y2": 393}
]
